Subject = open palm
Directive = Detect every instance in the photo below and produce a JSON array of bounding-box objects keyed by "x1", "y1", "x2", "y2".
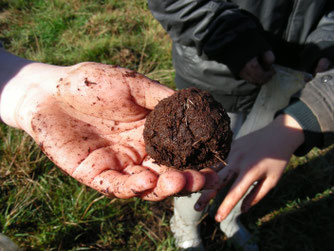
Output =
[{"x1": 9, "y1": 62, "x2": 207, "y2": 201}]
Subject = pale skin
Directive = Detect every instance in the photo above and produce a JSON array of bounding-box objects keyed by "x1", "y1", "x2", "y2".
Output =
[
  {"x1": 0, "y1": 49, "x2": 216, "y2": 201},
  {"x1": 195, "y1": 114, "x2": 305, "y2": 221}
]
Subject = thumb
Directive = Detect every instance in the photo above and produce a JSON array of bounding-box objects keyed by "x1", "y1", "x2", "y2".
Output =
[
  {"x1": 314, "y1": 58, "x2": 331, "y2": 74},
  {"x1": 128, "y1": 76, "x2": 175, "y2": 110},
  {"x1": 261, "y1": 50, "x2": 275, "y2": 70}
]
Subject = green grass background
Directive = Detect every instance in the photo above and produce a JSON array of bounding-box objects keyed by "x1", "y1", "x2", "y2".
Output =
[{"x1": 1, "y1": 1, "x2": 334, "y2": 250}]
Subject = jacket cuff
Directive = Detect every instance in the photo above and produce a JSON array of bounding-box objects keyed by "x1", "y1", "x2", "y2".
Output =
[
  {"x1": 205, "y1": 29, "x2": 271, "y2": 77},
  {"x1": 277, "y1": 99, "x2": 323, "y2": 156}
]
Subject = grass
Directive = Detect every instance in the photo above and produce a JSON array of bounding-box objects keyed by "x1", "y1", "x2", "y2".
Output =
[{"x1": 1, "y1": 1, "x2": 334, "y2": 250}]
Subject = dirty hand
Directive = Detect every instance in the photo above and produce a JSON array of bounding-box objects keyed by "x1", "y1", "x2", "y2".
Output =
[
  {"x1": 314, "y1": 57, "x2": 332, "y2": 74},
  {"x1": 239, "y1": 50, "x2": 276, "y2": 85},
  {"x1": 195, "y1": 114, "x2": 305, "y2": 222},
  {"x1": 0, "y1": 51, "x2": 208, "y2": 201}
]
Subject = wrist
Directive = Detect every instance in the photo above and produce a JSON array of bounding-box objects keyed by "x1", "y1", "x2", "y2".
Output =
[
  {"x1": 272, "y1": 114, "x2": 305, "y2": 153},
  {"x1": 278, "y1": 100, "x2": 323, "y2": 155},
  {"x1": 0, "y1": 50, "x2": 67, "y2": 130}
]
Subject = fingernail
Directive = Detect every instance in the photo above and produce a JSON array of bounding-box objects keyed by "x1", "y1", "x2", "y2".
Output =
[
  {"x1": 194, "y1": 203, "x2": 201, "y2": 211},
  {"x1": 215, "y1": 214, "x2": 223, "y2": 222}
]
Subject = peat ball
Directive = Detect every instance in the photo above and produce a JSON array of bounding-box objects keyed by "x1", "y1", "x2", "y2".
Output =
[{"x1": 143, "y1": 87, "x2": 233, "y2": 170}]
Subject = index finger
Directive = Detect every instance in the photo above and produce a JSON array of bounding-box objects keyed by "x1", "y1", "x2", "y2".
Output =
[
  {"x1": 214, "y1": 172, "x2": 257, "y2": 222},
  {"x1": 261, "y1": 50, "x2": 275, "y2": 70}
]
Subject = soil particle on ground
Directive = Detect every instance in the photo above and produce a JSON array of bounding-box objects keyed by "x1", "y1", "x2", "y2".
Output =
[{"x1": 143, "y1": 87, "x2": 233, "y2": 170}]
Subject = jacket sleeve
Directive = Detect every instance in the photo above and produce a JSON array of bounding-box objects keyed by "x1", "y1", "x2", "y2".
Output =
[
  {"x1": 300, "y1": 5, "x2": 334, "y2": 72},
  {"x1": 148, "y1": 0, "x2": 271, "y2": 77},
  {"x1": 279, "y1": 70, "x2": 334, "y2": 155}
]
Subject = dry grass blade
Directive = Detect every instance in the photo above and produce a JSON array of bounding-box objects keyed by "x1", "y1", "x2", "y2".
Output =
[{"x1": 81, "y1": 195, "x2": 105, "y2": 219}]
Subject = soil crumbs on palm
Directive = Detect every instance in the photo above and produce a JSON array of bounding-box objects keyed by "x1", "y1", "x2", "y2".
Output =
[{"x1": 143, "y1": 87, "x2": 232, "y2": 170}]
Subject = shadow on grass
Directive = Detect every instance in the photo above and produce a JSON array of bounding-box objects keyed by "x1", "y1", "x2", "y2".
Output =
[
  {"x1": 244, "y1": 147, "x2": 334, "y2": 251},
  {"x1": 194, "y1": 147, "x2": 334, "y2": 251},
  {"x1": 256, "y1": 195, "x2": 334, "y2": 251}
]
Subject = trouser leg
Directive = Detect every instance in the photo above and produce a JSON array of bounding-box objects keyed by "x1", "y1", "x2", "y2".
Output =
[
  {"x1": 171, "y1": 193, "x2": 204, "y2": 249},
  {"x1": 171, "y1": 112, "x2": 246, "y2": 250},
  {"x1": 0, "y1": 233, "x2": 21, "y2": 251}
]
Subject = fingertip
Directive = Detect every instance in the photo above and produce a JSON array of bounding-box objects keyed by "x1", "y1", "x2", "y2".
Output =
[
  {"x1": 140, "y1": 170, "x2": 186, "y2": 201},
  {"x1": 183, "y1": 169, "x2": 206, "y2": 192},
  {"x1": 215, "y1": 213, "x2": 224, "y2": 223},
  {"x1": 215, "y1": 204, "x2": 229, "y2": 222},
  {"x1": 263, "y1": 50, "x2": 275, "y2": 65},
  {"x1": 159, "y1": 170, "x2": 186, "y2": 195}
]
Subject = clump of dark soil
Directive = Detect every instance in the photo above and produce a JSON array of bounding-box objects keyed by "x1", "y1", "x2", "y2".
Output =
[{"x1": 143, "y1": 87, "x2": 232, "y2": 170}]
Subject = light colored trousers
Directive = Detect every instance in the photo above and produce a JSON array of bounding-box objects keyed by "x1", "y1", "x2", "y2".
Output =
[{"x1": 173, "y1": 112, "x2": 247, "y2": 238}]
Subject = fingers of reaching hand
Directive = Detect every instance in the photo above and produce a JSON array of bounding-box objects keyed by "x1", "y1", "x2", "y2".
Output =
[{"x1": 214, "y1": 168, "x2": 261, "y2": 222}]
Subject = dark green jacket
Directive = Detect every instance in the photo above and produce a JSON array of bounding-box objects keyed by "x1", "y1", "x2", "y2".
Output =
[{"x1": 148, "y1": 0, "x2": 334, "y2": 112}]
